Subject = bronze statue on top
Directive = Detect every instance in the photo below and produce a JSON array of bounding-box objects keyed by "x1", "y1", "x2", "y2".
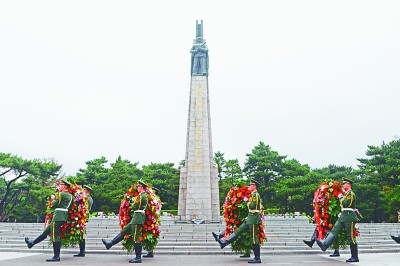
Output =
[{"x1": 191, "y1": 20, "x2": 209, "y2": 76}]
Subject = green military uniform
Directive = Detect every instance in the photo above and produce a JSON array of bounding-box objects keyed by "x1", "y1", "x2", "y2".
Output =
[
  {"x1": 45, "y1": 191, "x2": 73, "y2": 242},
  {"x1": 26, "y1": 190, "x2": 72, "y2": 245},
  {"x1": 25, "y1": 179, "x2": 72, "y2": 262},
  {"x1": 317, "y1": 178, "x2": 360, "y2": 263},
  {"x1": 120, "y1": 191, "x2": 148, "y2": 242},
  {"x1": 330, "y1": 190, "x2": 358, "y2": 243},
  {"x1": 213, "y1": 179, "x2": 263, "y2": 263},
  {"x1": 102, "y1": 181, "x2": 149, "y2": 263},
  {"x1": 230, "y1": 190, "x2": 262, "y2": 244}
]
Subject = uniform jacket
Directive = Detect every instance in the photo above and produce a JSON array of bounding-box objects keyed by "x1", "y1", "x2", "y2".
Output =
[
  {"x1": 131, "y1": 192, "x2": 148, "y2": 225},
  {"x1": 246, "y1": 191, "x2": 262, "y2": 225},
  {"x1": 52, "y1": 191, "x2": 73, "y2": 222},
  {"x1": 339, "y1": 189, "x2": 358, "y2": 223}
]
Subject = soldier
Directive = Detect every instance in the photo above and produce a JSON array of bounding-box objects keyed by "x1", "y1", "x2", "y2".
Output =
[
  {"x1": 317, "y1": 178, "x2": 360, "y2": 263},
  {"x1": 25, "y1": 179, "x2": 73, "y2": 262},
  {"x1": 142, "y1": 186, "x2": 159, "y2": 259},
  {"x1": 74, "y1": 185, "x2": 93, "y2": 257},
  {"x1": 190, "y1": 36, "x2": 209, "y2": 76},
  {"x1": 102, "y1": 180, "x2": 148, "y2": 263},
  {"x1": 212, "y1": 179, "x2": 263, "y2": 264}
]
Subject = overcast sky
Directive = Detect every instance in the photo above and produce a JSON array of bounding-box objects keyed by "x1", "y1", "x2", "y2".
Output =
[{"x1": 1, "y1": 1, "x2": 399, "y2": 176}]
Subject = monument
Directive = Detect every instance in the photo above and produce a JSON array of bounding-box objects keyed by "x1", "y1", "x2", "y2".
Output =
[{"x1": 178, "y1": 20, "x2": 220, "y2": 222}]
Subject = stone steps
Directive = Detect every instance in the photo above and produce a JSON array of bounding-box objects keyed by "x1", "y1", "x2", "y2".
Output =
[{"x1": 1, "y1": 218, "x2": 400, "y2": 255}]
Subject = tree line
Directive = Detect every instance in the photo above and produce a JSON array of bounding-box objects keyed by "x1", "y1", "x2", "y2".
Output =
[{"x1": 1, "y1": 138, "x2": 399, "y2": 223}]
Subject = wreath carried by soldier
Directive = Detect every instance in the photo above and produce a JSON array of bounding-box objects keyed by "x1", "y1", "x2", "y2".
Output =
[
  {"x1": 312, "y1": 179, "x2": 359, "y2": 250},
  {"x1": 221, "y1": 179, "x2": 267, "y2": 255},
  {"x1": 118, "y1": 183, "x2": 162, "y2": 253},
  {"x1": 44, "y1": 181, "x2": 89, "y2": 247}
]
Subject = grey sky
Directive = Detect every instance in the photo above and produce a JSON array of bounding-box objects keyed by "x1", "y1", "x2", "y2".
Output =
[{"x1": 1, "y1": 0, "x2": 399, "y2": 176}]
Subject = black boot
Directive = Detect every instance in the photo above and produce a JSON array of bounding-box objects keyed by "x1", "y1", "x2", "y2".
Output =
[
  {"x1": 74, "y1": 239, "x2": 85, "y2": 257},
  {"x1": 25, "y1": 232, "x2": 48, "y2": 249},
  {"x1": 329, "y1": 249, "x2": 340, "y2": 257},
  {"x1": 129, "y1": 243, "x2": 142, "y2": 263},
  {"x1": 217, "y1": 232, "x2": 237, "y2": 249},
  {"x1": 102, "y1": 233, "x2": 124, "y2": 250},
  {"x1": 391, "y1": 235, "x2": 400, "y2": 244},
  {"x1": 316, "y1": 234, "x2": 336, "y2": 252},
  {"x1": 248, "y1": 244, "x2": 261, "y2": 263},
  {"x1": 212, "y1": 232, "x2": 220, "y2": 242},
  {"x1": 303, "y1": 228, "x2": 317, "y2": 248},
  {"x1": 142, "y1": 250, "x2": 154, "y2": 258},
  {"x1": 346, "y1": 243, "x2": 359, "y2": 262},
  {"x1": 46, "y1": 241, "x2": 61, "y2": 262}
]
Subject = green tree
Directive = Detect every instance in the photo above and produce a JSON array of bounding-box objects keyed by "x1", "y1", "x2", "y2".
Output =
[
  {"x1": 92, "y1": 156, "x2": 142, "y2": 213},
  {"x1": 214, "y1": 151, "x2": 226, "y2": 180},
  {"x1": 358, "y1": 139, "x2": 400, "y2": 187},
  {"x1": 75, "y1": 157, "x2": 109, "y2": 185},
  {"x1": 357, "y1": 139, "x2": 400, "y2": 222},
  {"x1": 355, "y1": 175, "x2": 385, "y2": 222},
  {"x1": 243, "y1": 142, "x2": 287, "y2": 202},
  {"x1": 142, "y1": 163, "x2": 180, "y2": 210},
  {"x1": 219, "y1": 159, "x2": 243, "y2": 205},
  {"x1": 273, "y1": 175, "x2": 316, "y2": 214},
  {"x1": 280, "y1": 159, "x2": 310, "y2": 178},
  {"x1": 270, "y1": 159, "x2": 312, "y2": 213},
  {"x1": 0, "y1": 153, "x2": 61, "y2": 222},
  {"x1": 13, "y1": 175, "x2": 56, "y2": 222}
]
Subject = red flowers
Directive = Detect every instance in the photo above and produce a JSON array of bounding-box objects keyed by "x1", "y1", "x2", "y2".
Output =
[
  {"x1": 313, "y1": 180, "x2": 343, "y2": 240},
  {"x1": 45, "y1": 182, "x2": 89, "y2": 247},
  {"x1": 222, "y1": 181, "x2": 266, "y2": 254},
  {"x1": 119, "y1": 185, "x2": 162, "y2": 253}
]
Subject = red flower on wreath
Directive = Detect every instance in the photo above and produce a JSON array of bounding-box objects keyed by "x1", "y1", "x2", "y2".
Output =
[
  {"x1": 119, "y1": 184, "x2": 162, "y2": 253},
  {"x1": 222, "y1": 181, "x2": 266, "y2": 255},
  {"x1": 313, "y1": 180, "x2": 343, "y2": 240},
  {"x1": 44, "y1": 181, "x2": 89, "y2": 247}
]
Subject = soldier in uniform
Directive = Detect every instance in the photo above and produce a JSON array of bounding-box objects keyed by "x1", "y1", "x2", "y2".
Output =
[
  {"x1": 142, "y1": 186, "x2": 159, "y2": 259},
  {"x1": 102, "y1": 180, "x2": 148, "y2": 263},
  {"x1": 74, "y1": 185, "x2": 93, "y2": 257},
  {"x1": 212, "y1": 179, "x2": 263, "y2": 264},
  {"x1": 25, "y1": 179, "x2": 73, "y2": 262},
  {"x1": 317, "y1": 178, "x2": 360, "y2": 263}
]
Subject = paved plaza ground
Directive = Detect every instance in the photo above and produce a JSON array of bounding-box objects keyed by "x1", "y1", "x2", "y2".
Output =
[{"x1": 0, "y1": 252, "x2": 399, "y2": 266}]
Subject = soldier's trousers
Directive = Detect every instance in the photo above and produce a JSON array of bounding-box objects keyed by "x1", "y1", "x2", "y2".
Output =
[
  {"x1": 120, "y1": 222, "x2": 143, "y2": 243},
  {"x1": 330, "y1": 220, "x2": 357, "y2": 244},
  {"x1": 234, "y1": 222, "x2": 260, "y2": 245},
  {"x1": 41, "y1": 221, "x2": 64, "y2": 242}
]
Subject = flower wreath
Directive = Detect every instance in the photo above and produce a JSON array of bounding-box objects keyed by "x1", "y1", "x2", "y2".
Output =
[
  {"x1": 44, "y1": 182, "x2": 89, "y2": 247},
  {"x1": 312, "y1": 179, "x2": 359, "y2": 249},
  {"x1": 119, "y1": 184, "x2": 162, "y2": 253},
  {"x1": 222, "y1": 180, "x2": 266, "y2": 255}
]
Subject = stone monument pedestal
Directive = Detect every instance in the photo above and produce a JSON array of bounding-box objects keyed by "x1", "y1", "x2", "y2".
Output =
[{"x1": 178, "y1": 21, "x2": 220, "y2": 223}]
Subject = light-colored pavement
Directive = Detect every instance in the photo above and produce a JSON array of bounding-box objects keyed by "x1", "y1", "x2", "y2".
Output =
[{"x1": 0, "y1": 252, "x2": 399, "y2": 266}]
